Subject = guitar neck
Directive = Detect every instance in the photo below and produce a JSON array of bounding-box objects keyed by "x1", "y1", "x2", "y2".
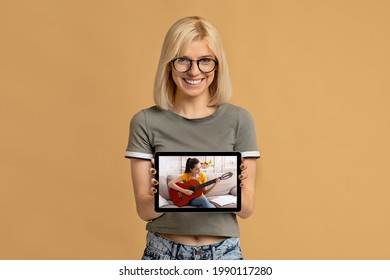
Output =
[{"x1": 193, "y1": 177, "x2": 219, "y2": 191}]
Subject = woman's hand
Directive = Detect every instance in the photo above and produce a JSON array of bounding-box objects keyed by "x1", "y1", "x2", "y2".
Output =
[
  {"x1": 130, "y1": 158, "x2": 163, "y2": 221},
  {"x1": 236, "y1": 158, "x2": 257, "y2": 219},
  {"x1": 150, "y1": 166, "x2": 159, "y2": 194},
  {"x1": 238, "y1": 158, "x2": 248, "y2": 185},
  {"x1": 182, "y1": 189, "x2": 194, "y2": 196}
]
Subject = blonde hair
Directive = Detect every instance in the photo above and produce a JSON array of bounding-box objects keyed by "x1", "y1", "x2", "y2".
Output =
[{"x1": 153, "y1": 16, "x2": 232, "y2": 110}]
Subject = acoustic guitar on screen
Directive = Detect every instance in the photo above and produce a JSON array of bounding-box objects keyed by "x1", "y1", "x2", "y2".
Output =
[{"x1": 169, "y1": 172, "x2": 233, "y2": 207}]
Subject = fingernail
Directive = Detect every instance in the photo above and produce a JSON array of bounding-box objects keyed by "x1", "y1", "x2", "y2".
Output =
[
  {"x1": 240, "y1": 164, "x2": 245, "y2": 170},
  {"x1": 152, "y1": 179, "x2": 159, "y2": 185},
  {"x1": 152, "y1": 188, "x2": 157, "y2": 193},
  {"x1": 150, "y1": 168, "x2": 157, "y2": 174},
  {"x1": 238, "y1": 174, "x2": 244, "y2": 180},
  {"x1": 240, "y1": 183, "x2": 244, "y2": 188}
]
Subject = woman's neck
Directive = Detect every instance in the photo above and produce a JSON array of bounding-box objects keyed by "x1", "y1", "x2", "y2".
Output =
[
  {"x1": 190, "y1": 173, "x2": 199, "y2": 179},
  {"x1": 173, "y1": 94, "x2": 217, "y2": 119}
]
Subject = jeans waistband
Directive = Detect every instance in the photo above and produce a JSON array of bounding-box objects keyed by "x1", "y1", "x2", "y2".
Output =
[{"x1": 144, "y1": 231, "x2": 242, "y2": 260}]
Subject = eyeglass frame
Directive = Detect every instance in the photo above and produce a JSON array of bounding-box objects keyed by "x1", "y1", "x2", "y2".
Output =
[{"x1": 171, "y1": 57, "x2": 219, "y2": 73}]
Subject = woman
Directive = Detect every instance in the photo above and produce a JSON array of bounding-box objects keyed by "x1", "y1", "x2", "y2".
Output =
[
  {"x1": 168, "y1": 157, "x2": 219, "y2": 208},
  {"x1": 125, "y1": 16, "x2": 260, "y2": 260}
]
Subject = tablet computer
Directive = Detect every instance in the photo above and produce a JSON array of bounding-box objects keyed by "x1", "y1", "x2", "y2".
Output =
[{"x1": 154, "y1": 151, "x2": 241, "y2": 212}]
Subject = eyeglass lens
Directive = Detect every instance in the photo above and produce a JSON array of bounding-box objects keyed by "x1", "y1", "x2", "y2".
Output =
[{"x1": 173, "y1": 58, "x2": 217, "y2": 73}]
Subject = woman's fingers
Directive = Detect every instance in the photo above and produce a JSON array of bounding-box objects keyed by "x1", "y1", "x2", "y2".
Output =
[
  {"x1": 187, "y1": 190, "x2": 194, "y2": 195},
  {"x1": 239, "y1": 158, "x2": 248, "y2": 187},
  {"x1": 240, "y1": 158, "x2": 247, "y2": 171},
  {"x1": 238, "y1": 173, "x2": 248, "y2": 180},
  {"x1": 150, "y1": 175, "x2": 158, "y2": 194},
  {"x1": 149, "y1": 159, "x2": 158, "y2": 194}
]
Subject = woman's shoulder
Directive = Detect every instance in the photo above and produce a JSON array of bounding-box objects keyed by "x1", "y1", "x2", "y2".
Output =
[
  {"x1": 180, "y1": 173, "x2": 191, "y2": 181},
  {"x1": 220, "y1": 103, "x2": 251, "y2": 113},
  {"x1": 133, "y1": 105, "x2": 162, "y2": 116},
  {"x1": 219, "y1": 103, "x2": 254, "y2": 120},
  {"x1": 130, "y1": 106, "x2": 166, "y2": 123}
]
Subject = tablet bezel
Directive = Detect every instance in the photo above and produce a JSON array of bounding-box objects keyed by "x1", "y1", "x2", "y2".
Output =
[{"x1": 154, "y1": 151, "x2": 242, "y2": 212}]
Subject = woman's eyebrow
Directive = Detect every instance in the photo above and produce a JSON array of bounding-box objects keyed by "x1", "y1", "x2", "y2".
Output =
[{"x1": 179, "y1": 55, "x2": 214, "y2": 59}]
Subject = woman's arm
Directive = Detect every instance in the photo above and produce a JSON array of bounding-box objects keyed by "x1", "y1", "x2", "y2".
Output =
[
  {"x1": 203, "y1": 178, "x2": 220, "y2": 194},
  {"x1": 168, "y1": 177, "x2": 194, "y2": 196},
  {"x1": 237, "y1": 158, "x2": 257, "y2": 219},
  {"x1": 130, "y1": 158, "x2": 163, "y2": 221}
]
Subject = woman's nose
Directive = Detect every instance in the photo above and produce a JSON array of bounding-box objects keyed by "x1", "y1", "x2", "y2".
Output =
[{"x1": 187, "y1": 62, "x2": 201, "y2": 75}]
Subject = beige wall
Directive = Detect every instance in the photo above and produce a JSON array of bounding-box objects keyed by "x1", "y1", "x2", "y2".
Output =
[{"x1": 1, "y1": 0, "x2": 390, "y2": 259}]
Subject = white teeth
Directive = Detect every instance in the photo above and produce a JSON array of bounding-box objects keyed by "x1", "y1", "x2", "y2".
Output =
[{"x1": 185, "y1": 79, "x2": 202, "y2": 85}]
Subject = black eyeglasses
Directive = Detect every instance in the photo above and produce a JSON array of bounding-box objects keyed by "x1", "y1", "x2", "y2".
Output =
[{"x1": 172, "y1": 57, "x2": 218, "y2": 73}]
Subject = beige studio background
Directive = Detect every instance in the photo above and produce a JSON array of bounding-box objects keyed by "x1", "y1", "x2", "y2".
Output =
[{"x1": 1, "y1": 0, "x2": 390, "y2": 259}]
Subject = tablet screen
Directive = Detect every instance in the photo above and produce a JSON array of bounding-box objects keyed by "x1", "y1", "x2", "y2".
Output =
[{"x1": 154, "y1": 152, "x2": 241, "y2": 212}]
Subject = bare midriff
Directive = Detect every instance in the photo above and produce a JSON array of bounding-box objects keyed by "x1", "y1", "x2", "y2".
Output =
[{"x1": 159, "y1": 233, "x2": 226, "y2": 246}]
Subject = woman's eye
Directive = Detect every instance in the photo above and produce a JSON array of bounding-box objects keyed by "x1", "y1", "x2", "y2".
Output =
[
  {"x1": 200, "y1": 58, "x2": 212, "y2": 64},
  {"x1": 177, "y1": 58, "x2": 189, "y2": 64}
]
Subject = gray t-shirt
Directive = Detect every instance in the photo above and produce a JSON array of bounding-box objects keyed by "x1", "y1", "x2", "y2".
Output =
[{"x1": 125, "y1": 103, "x2": 260, "y2": 237}]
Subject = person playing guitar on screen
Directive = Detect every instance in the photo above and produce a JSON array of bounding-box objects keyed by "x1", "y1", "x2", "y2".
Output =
[{"x1": 168, "y1": 157, "x2": 220, "y2": 208}]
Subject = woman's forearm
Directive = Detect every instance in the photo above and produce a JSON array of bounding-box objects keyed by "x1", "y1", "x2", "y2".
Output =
[
  {"x1": 130, "y1": 159, "x2": 163, "y2": 221},
  {"x1": 236, "y1": 158, "x2": 257, "y2": 219}
]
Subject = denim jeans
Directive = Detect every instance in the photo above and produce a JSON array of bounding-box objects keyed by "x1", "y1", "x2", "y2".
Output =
[
  {"x1": 188, "y1": 196, "x2": 214, "y2": 208},
  {"x1": 141, "y1": 231, "x2": 244, "y2": 260}
]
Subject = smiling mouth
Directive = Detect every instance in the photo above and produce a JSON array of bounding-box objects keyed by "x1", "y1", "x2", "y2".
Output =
[{"x1": 184, "y1": 78, "x2": 203, "y2": 85}]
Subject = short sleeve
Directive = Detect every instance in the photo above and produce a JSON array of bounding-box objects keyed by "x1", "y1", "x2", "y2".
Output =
[
  {"x1": 125, "y1": 110, "x2": 154, "y2": 160},
  {"x1": 199, "y1": 172, "x2": 207, "y2": 184},
  {"x1": 180, "y1": 173, "x2": 189, "y2": 182},
  {"x1": 235, "y1": 108, "x2": 260, "y2": 158}
]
